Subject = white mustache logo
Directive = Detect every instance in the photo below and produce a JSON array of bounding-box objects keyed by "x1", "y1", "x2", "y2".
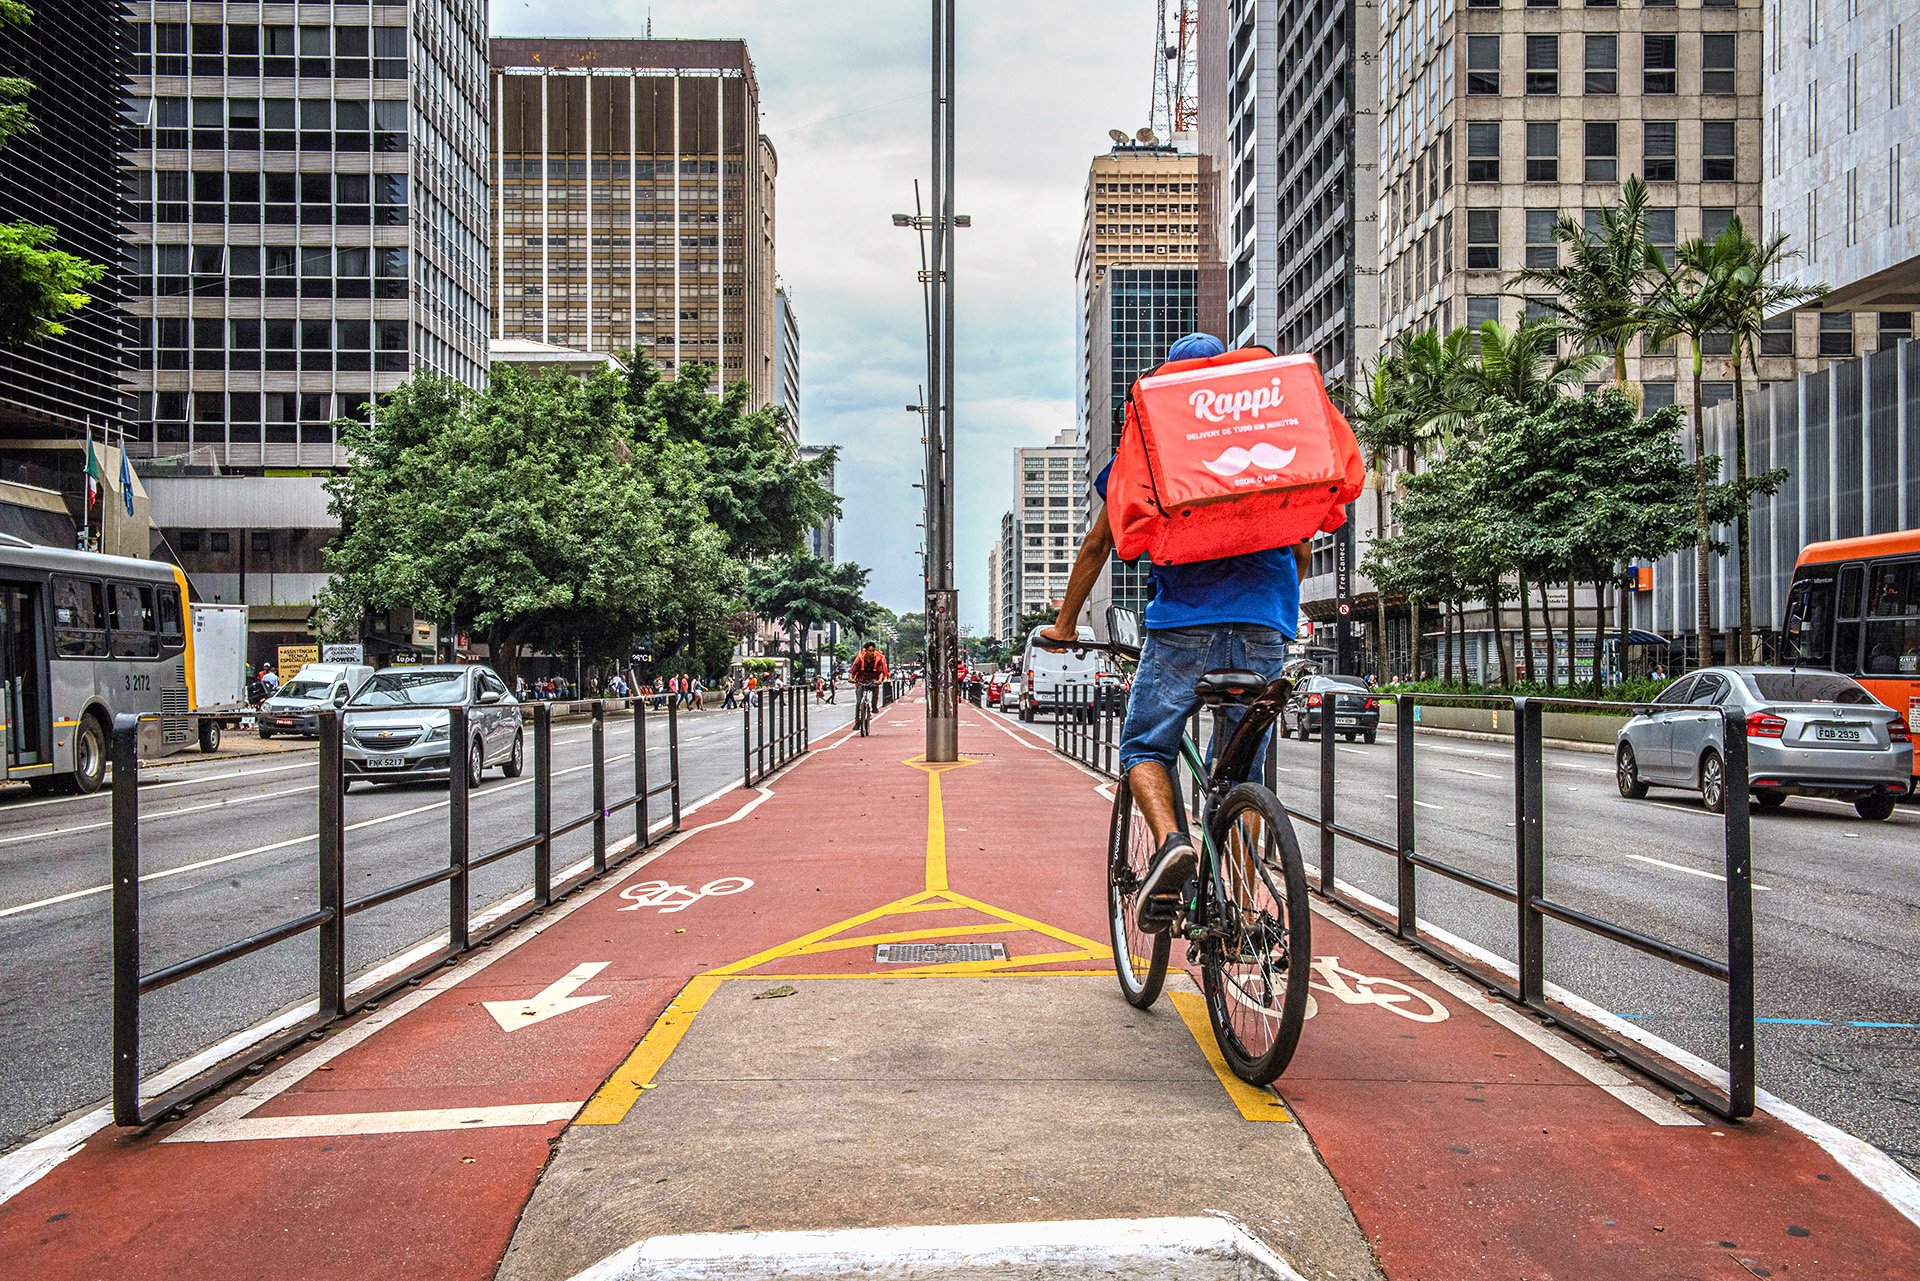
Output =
[{"x1": 1200, "y1": 441, "x2": 1298, "y2": 477}]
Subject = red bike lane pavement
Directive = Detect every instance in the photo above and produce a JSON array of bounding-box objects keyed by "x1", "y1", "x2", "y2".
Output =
[{"x1": 0, "y1": 695, "x2": 1914, "y2": 1280}]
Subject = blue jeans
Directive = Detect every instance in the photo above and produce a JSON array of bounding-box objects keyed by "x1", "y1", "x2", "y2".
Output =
[{"x1": 1118, "y1": 624, "x2": 1291, "y2": 779}]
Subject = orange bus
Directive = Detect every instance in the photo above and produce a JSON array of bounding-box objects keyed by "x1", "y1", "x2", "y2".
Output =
[{"x1": 1784, "y1": 530, "x2": 1920, "y2": 781}]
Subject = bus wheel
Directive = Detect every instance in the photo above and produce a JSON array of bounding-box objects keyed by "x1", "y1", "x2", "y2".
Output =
[
  {"x1": 198, "y1": 719, "x2": 222, "y2": 753},
  {"x1": 72, "y1": 715, "x2": 108, "y2": 794}
]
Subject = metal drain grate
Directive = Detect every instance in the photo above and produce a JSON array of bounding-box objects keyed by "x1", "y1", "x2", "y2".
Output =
[{"x1": 874, "y1": 942, "x2": 1008, "y2": 964}]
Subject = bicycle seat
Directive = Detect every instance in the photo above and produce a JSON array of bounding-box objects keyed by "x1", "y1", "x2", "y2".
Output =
[{"x1": 1193, "y1": 668, "x2": 1268, "y2": 706}]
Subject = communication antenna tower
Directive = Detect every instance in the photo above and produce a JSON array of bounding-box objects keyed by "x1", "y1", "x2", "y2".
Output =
[{"x1": 1149, "y1": 0, "x2": 1197, "y2": 141}]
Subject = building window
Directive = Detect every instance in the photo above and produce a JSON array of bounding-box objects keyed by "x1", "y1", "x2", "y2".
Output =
[
  {"x1": 1585, "y1": 122, "x2": 1618, "y2": 182},
  {"x1": 1524, "y1": 209, "x2": 1559, "y2": 267},
  {"x1": 1702, "y1": 206, "x2": 1735, "y2": 239},
  {"x1": 179, "y1": 530, "x2": 201, "y2": 552},
  {"x1": 1643, "y1": 381, "x2": 1676, "y2": 412},
  {"x1": 1584, "y1": 35, "x2": 1618, "y2": 94},
  {"x1": 1468, "y1": 36, "x2": 1501, "y2": 95},
  {"x1": 1760, "y1": 312, "x2": 1795, "y2": 357},
  {"x1": 1819, "y1": 311, "x2": 1854, "y2": 357},
  {"x1": 1467, "y1": 122, "x2": 1501, "y2": 182},
  {"x1": 1880, "y1": 312, "x2": 1914, "y2": 350},
  {"x1": 1642, "y1": 120, "x2": 1677, "y2": 181},
  {"x1": 1466, "y1": 295, "x2": 1501, "y2": 330},
  {"x1": 1525, "y1": 35, "x2": 1560, "y2": 94},
  {"x1": 209, "y1": 531, "x2": 232, "y2": 554},
  {"x1": 1700, "y1": 121, "x2": 1737, "y2": 182},
  {"x1": 1525, "y1": 122, "x2": 1559, "y2": 181},
  {"x1": 1643, "y1": 35, "x2": 1677, "y2": 94},
  {"x1": 1700, "y1": 381, "x2": 1734, "y2": 410},
  {"x1": 1702, "y1": 33, "x2": 1737, "y2": 95},
  {"x1": 1466, "y1": 209, "x2": 1500, "y2": 269}
]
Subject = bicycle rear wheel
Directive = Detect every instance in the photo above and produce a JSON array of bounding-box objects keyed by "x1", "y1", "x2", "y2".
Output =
[
  {"x1": 1107, "y1": 775, "x2": 1170, "y2": 1008},
  {"x1": 1199, "y1": 782, "x2": 1310, "y2": 1085}
]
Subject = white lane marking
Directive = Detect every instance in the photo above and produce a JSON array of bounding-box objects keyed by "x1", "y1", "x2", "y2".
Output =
[
  {"x1": 0, "y1": 759, "x2": 321, "y2": 813},
  {"x1": 1309, "y1": 894, "x2": 1700, "y2": 1127},
  {"x1": 0, "y1": 783, "x2": 318, "y2": 848},
  {"x1": 1446, "y1": 767, "x2": 1500, "y2": 779},
  {"x1": 1412, "y1": 798, "x2": 1444, "y2": 811},
  {"x1": 1626, "y1": 853, "x2": 1773, "y2": 891},
  {"x1": 180, "y1": 1100, "x2": 582, "y2": 1142}
]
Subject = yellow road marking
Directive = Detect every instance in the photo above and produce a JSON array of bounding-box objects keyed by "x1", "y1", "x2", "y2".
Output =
[
  {"x1": 576, "y1": 974, "x2": 721, "y2": 1125},
  {"x1": 703, "y1": 890, "x2": 942, "y2": 976},
  {"x1": 790, "y1": 921, "x2": 1025, "y2": 956},
  {"x1": 1167, "y1": 991, "x2": 1294, "y2": 1123}
]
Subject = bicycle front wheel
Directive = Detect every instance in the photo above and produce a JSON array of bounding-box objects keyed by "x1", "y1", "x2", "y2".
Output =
[
  {"x1": 1200, "y1": 782, "x2": 1310, "y2": 1085},
  {"x1": 1107, "y1": 774, "x2": 1170, "y2": 1008}
]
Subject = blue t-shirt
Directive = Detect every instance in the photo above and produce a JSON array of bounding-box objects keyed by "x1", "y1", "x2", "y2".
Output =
[{"x1": 1096, "y1": 457, "x2": 1300, "y2": 636}]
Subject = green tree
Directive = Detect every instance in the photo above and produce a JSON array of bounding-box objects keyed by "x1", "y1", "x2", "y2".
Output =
[
  {"x1": 621, "y1": 355, "x2": 838, "y2": 560},
  {"x1": 1713, "y1": 219, "x2": 1826, "y2": 661},
  {"x1": 0, "y1": 3, "x2": 105, "y2": 347},
  {"x1": 745, "y1": 552, "x2": 872, "y2": 677},
  {"x1": 892, "y1": 610, "x2": 928, "y2": 662},
  {"x1": 1506, "y1": 176, "x2": 1660, "y2": 399},
  {"x1": 320, "y1": 368, "x2": 735, "y2": 680}
]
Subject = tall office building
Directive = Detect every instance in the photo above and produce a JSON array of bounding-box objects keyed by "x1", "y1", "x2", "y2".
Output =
[
  {"x1": 1010, "y1": 430, "x2": 1090, "y2": 628},
  {"x1": 988, "y1": 510, "x2": 1021, "y2": 642},
  {"x1": 489, "y1": 39, "x2": 776, "y2": 407},
  {"x1": 775, "y1": 286, "x2": 800, "y2": 430},
  {"x1": 1198, "y1": 0, "x2": 1380, "y2": 383},
  {"x1": 0, "y1": 0, "x2": 132, "y2": 448},
  {"x1": 123, "y1": 0, "x2": 490, "y2": 661}
]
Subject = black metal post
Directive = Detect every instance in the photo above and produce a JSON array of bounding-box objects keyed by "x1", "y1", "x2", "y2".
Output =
[
  {"x1": 756, "y1": 687, "x2": 767, "y2": 779},
  {"x1": 633, "y1": 699, "x2": 649, "y2": 849},
  {"x1": 317, "y1": 711, "x2": 345, "y2": 1017},
  {"x1": 448, "y1": 705, "x2": 470, "y2": 952},
  {"x1": 742, "y1": 696, "x2": 753, "y2": 786},
  {"x1": 591, "y1": 701, "x2": 607, "y2": 873},
  {"x1": 534, "y1": 703, "x2": 553, "y2": 900},
  {"x1": 1517, "y1": 698, "x2": 1545, "y2": 1004},
  {"x1": 1722, "y1": 708, "x2": 1756, "y2": 1118},
  {"x1": 667, "y1": 693, "x2": 682, "y2": 830},
  {"x1": 111, "y1": 714, "x2": 142, "y2": 1127},
  {"x1": 1395, "y1": 695, "x2": 1416, "y2": 938},
  {"x1": 1318, "y1": 703, "x2": 1336, "y2": 891}
]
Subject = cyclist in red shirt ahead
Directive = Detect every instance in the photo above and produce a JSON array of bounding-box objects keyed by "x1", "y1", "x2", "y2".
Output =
[{"x1": 849, "y1": 640, "x2": 890, "y2": 729}]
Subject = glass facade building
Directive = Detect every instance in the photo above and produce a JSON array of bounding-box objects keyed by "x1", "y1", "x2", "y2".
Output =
[
  {"x1": 120, "y1": 0, "x2": 489, "y2": 468},
  {"x1": 489, "y1": 39, "x2": 776, "y2": 406}
]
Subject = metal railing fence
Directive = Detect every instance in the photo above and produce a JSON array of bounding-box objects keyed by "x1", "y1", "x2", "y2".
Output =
[
  {"x1": 112, "y1": 697, "x2": 683, "y2": 1127},
  {"x1": 1052, "y1": 685, "x2": 1755, "y2": 1121},
  {"x1": 744, "y1": 685, "x2": 811, "y2": 786}
]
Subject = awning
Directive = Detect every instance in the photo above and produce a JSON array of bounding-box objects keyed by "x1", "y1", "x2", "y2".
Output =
[
  {"x1": 1626, "y1": 629, "x2": 1669, "y2": 646},
  {"x1": 0, "y1": 501, "x2": 76, "y2": 548}
]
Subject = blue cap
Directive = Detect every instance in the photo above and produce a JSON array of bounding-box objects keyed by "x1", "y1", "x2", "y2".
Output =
[{"x1": 1167, "y1": 333, "x2": 1227, "y2": 362}]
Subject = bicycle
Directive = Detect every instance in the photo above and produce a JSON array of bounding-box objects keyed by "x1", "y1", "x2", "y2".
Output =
[
  {"x1": 1077, "y1": 628, "x2": 1311, "y2": 1086},
  {"x1": 854, "y1": 681, "x2": 877, "y2": 736}
]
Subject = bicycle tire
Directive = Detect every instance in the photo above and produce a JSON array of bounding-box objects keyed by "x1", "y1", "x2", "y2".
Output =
[
  {"x1": 1107, "y1": 775, "x2": 1170, "y2": 1008},
  {"x1": 1199, "y1": 782, "x2": 1311, "y2": 1085}
]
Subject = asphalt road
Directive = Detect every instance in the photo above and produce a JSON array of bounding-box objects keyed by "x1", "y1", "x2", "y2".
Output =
[
  {"x1": 0, "y1": 698, "x2": 855, "y2": 1150},
  {"x1": 1021, "y1": 707, "x2": 1920, "y2": 1177}
]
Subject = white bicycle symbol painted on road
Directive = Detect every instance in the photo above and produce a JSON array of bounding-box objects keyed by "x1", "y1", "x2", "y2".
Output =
[
  {"x1": 617, "y1": 876, "x2": 754, "y2": 914},
  {"x1": 1303, "y1": 956, "x2": 1449, "y2": 1023}
]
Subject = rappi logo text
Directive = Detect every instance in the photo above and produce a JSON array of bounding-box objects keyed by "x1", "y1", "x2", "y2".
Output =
[{"x1": 1188, "y1": 379, "x2": 1286, "y2": 424}]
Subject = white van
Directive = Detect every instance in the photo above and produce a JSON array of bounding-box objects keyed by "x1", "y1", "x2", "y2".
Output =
[
  {"x1": 1019, "y1": 627, "x2": 1100, "y2": 722},
  {"x1": 258, "y1": 663, "x2": 376, "y2": 738}
]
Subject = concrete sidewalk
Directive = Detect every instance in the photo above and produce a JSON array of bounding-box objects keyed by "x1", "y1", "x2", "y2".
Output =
[{"x1": 1, "y1": 695, "x2": 1916, "y2": 1281}]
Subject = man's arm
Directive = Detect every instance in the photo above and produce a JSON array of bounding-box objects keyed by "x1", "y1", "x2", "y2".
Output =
[
  {"x1": 1293, "y1": 539, "x2": 1311, "y2": 580},
  {"x1": 1038, "y1": 505, "x2": 1114, "y2": 646}
]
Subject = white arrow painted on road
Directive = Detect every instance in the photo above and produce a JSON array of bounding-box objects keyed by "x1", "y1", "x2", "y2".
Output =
[{"x1": 484, "y1": 961, "x2": 612, "y2": 1031}]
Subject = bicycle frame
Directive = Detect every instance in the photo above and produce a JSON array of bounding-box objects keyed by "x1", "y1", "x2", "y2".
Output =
[{"x1": 1166, "y1": 680, "x2": 1290, "y2": 936}]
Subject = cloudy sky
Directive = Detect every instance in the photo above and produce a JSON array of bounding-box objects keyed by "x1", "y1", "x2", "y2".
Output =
[{"x1": 498, "y1": 2, "x2": 1160, "y2": 630}]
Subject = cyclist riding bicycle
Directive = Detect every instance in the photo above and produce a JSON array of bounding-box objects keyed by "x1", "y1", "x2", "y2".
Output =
[
  {"x1": 1040, "y1": 332, "x2": 1312, "y2": 937},
  {"x1": 849, "y1": 640, "x2": 890, "y2": 712}
]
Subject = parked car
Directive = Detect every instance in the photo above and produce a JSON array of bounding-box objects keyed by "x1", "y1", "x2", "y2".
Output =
[
  {"x1": 1092, "y1": 670, "x2": 1128, "y2": 715},
  {"x1": 257, "y1": 664, "x2": 375, "y2": 738},
  {"x1": 340, "y1": 664, "x2": 522, "y2": 791},
  {"x1": 1615, "y1": 667, "x2": 1913, "y2": 819},
  {"x1": 1279, "y1": 675, "x2": 1379, "y2": 742}
]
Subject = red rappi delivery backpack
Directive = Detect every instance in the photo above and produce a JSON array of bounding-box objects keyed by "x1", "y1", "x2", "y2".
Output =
[{"x1": 1107, "y1": 347, "x2": 1365, "y2": 566}]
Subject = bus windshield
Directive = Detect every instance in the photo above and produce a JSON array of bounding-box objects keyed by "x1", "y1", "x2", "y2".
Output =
[
  {"x1": 1781, "y1": 574, "x2": 1836, "y2": 667},
  {"x1": 350, "y1": 672, "x2": 466, "y2": 706}
]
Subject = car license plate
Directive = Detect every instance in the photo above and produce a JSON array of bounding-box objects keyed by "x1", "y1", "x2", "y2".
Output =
[
  {"x1": 1337, "y1": 717, "x2": 1359, "y2": 725},
  {"x1": 1815, "y1": 726, "x2": 1862, "y2": 742},
  {"x1": 275, "y1": 718, "x2": 294, "y2": 727},
  {"x1": 366, "y1": 755, "x2": 406, "y2": 769}
]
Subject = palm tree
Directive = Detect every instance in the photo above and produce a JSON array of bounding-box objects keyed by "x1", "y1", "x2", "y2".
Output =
[
  {"x1": 1647, "y1": 228, "x2": 1740, "y2": 669},
  {"x1": 1715, "y1": 220, "x2": 1828, "y2": 661},
  {"x1": 1508, "y1": 176, "x2": 1660, "y2": 402},
  {"x1": 1343, "y1": 354, "x2": 1409, "y2": 683}
]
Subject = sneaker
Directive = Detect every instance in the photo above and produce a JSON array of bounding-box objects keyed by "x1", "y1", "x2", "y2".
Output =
[{"x1": 1135, "y1": 833, "x2": 1197, "y2": 935}]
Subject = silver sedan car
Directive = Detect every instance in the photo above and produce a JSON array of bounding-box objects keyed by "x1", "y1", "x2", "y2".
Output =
[
  {"x1": 341, "y1": 665, "x2": 523, "y2": 791},
  {"x1": 1615, "y1": 666, "x2": 1913, "y2": 819}
]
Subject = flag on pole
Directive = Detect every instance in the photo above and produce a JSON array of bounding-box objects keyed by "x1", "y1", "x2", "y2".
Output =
[
  {"x1": 83, "y1": 440, "x2": 101, "y2": 509},
  {"x1": 120, "y1": 448, "x2": 135, "y2": 516}
]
